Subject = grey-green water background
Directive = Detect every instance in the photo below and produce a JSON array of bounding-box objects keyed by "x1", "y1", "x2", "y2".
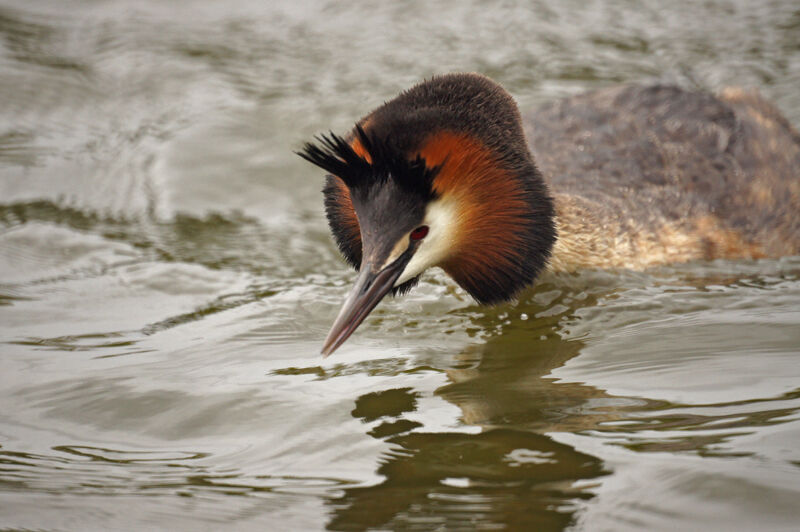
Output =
[{"x1": 1, "y1": 1, "x2": 799, "y2": 530}]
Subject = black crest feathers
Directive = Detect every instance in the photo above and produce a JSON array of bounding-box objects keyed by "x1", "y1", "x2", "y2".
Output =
[{"x1": 297, "y1": 125, "x2": 439, "y2": 200}]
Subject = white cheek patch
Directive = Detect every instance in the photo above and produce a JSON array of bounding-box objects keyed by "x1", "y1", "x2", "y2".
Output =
[
  {"x1": 395, "y1": 198, "x2": 459, "y2": 285},
  {"x1": 381, "y1": 237, "x2": 410, "y2": 270}
]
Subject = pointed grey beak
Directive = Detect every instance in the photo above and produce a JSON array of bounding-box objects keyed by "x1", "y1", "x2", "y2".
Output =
[{"x1": 321, "y1": 257, "x2": 409, "y2": 357}]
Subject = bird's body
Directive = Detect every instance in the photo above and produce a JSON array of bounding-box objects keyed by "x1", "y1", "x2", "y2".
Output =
[
  {"x1": 299, "y1": 73, "x2": 800, "y2": 356},
  {"x1": 528, "y1": 84, "x2": 800, "y2": 271}
]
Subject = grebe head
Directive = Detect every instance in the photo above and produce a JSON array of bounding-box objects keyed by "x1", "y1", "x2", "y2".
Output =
[{"x1": 299, "y1": 73, "x2": 556, "y2": 356}]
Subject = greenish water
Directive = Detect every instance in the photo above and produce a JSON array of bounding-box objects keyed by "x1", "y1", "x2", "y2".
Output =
[{"x1": 1, "y1": 1, "x2": 799, "y2": 530}]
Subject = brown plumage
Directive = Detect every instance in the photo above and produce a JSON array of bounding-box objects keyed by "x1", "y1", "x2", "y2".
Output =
[
  {"x1": 527, "y1": 83, "x2": 800, "y2": 271},
  {"x1": 299, "y1": 73, "x2": 800, "y2": 356}
]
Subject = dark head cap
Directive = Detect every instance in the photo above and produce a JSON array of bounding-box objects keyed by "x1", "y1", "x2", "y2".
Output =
[{"x1": 299, "y1": 125, "x2": 441, "y2": 278}]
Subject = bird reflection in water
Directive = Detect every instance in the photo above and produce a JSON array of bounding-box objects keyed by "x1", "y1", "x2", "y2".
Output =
[{"x1": 324, "y1": 288, "x2": 613, "y2": 531}]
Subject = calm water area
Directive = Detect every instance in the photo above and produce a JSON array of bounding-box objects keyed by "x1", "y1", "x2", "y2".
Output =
[{"x1": 1, "y1": 1, "x2": 799, "y2": 530}]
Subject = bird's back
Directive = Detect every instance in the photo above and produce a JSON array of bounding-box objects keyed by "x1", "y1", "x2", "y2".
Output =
[{"x1": 524, "y1": 84, "x2": 800, "y2": 268}]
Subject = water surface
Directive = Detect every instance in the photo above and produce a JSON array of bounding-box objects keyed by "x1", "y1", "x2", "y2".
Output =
[{"x1": 1, "y1": 1, "x2": 799, "y2": 530}]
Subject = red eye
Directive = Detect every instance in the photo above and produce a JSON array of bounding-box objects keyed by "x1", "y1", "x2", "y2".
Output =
[{"x1": 410, "y1": 225, "x2": 429, "y2": 241}]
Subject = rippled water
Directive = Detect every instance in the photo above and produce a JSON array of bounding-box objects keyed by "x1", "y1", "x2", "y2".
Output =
[{"x1": 1, "y1": 1, "x2": 799, "y2": 530}]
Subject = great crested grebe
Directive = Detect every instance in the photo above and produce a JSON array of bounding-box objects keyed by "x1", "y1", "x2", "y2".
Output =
[{"x1": 299, "y1": 73, "x2": 800, "y2": 356}]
